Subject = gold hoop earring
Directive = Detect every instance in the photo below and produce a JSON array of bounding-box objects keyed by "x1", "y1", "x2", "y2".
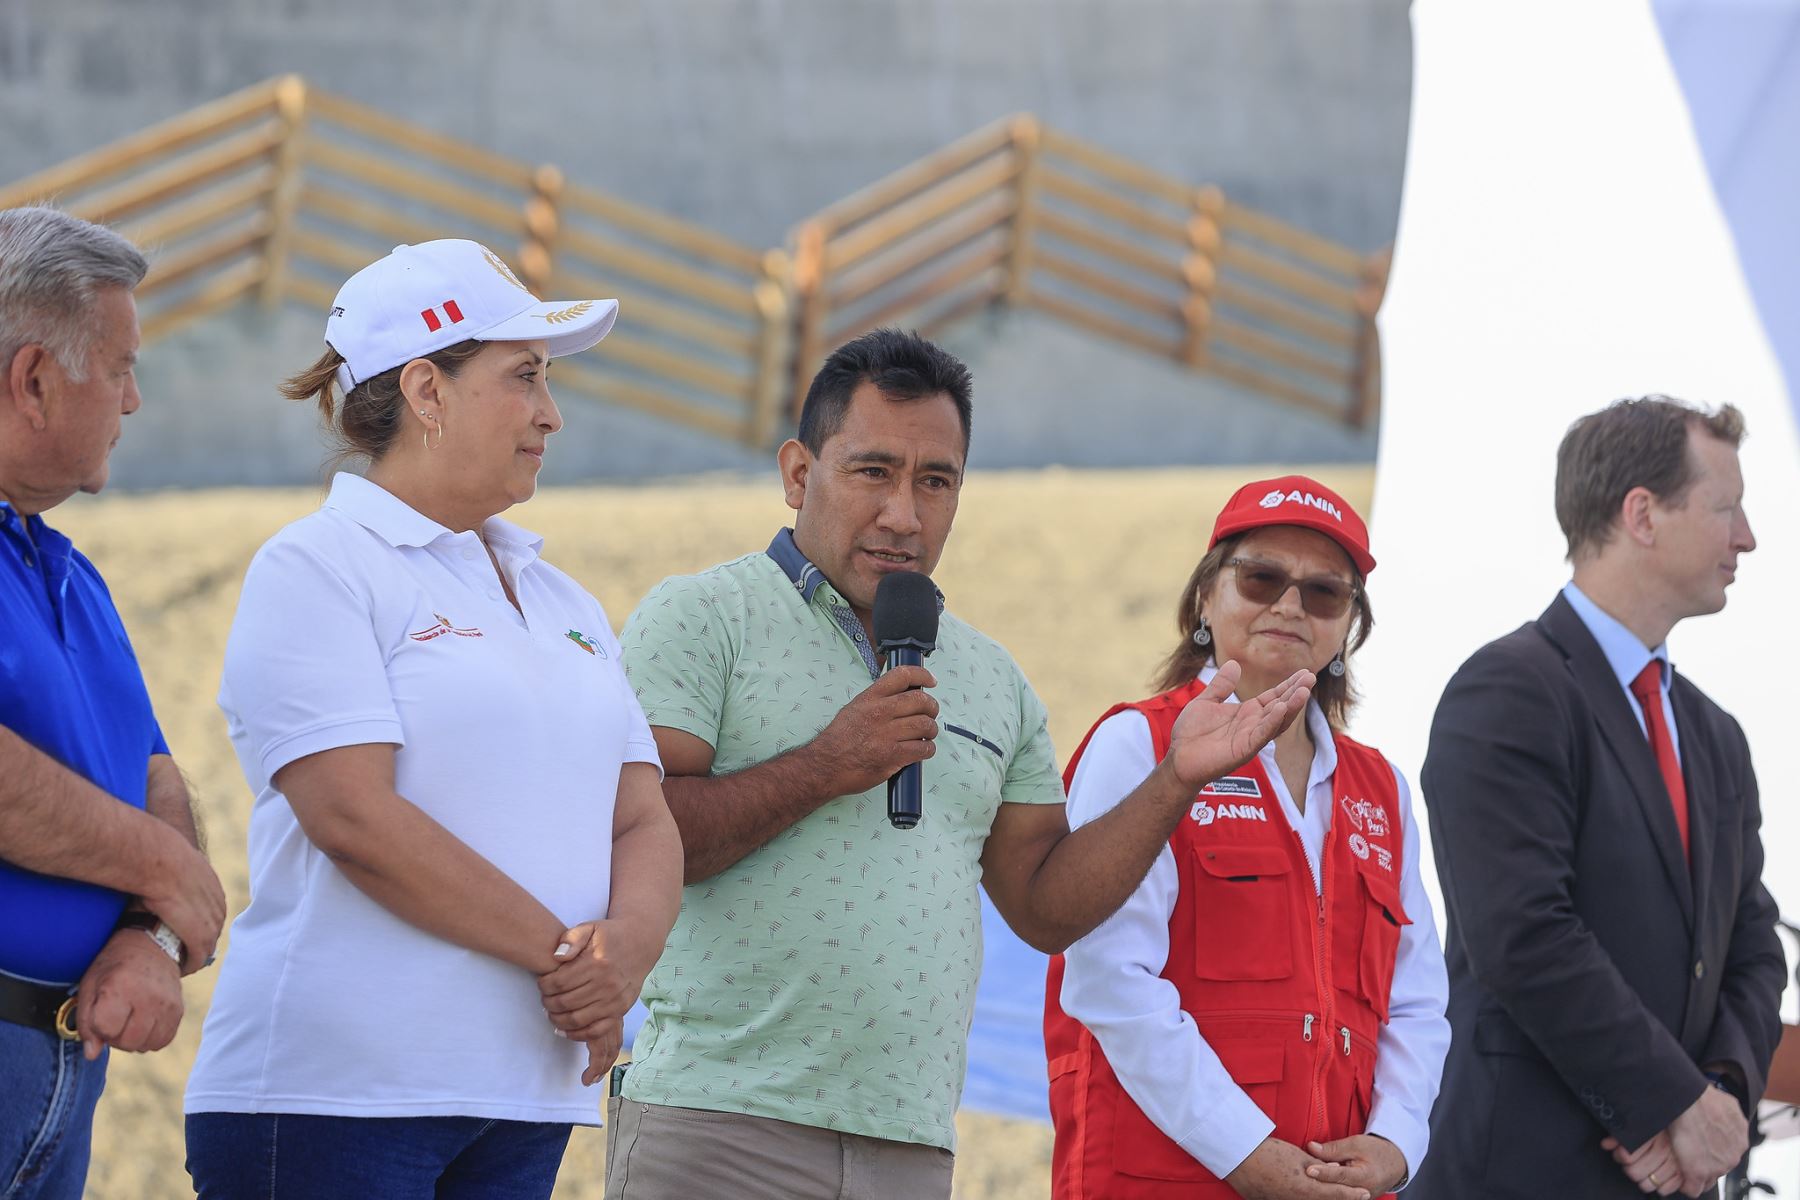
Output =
[{"x1": 424, "y1": 420, "x2": 443, "y2": 451}]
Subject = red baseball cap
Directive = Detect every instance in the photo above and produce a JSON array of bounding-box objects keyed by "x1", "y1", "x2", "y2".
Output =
[{"x1": 1208, "y1": 474, "x2": 1376, "y2": 576}]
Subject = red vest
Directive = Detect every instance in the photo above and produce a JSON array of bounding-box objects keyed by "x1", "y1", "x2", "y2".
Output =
[{"x1": 1044, "y1": 680, "x2": 1410, "y2": 1199}]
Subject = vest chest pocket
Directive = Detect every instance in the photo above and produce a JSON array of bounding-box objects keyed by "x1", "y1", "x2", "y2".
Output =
[
  {"x1": 1333, "y1": 858, "x2": 1410, "y2": 1022},
  {"x1": 1192, "y1": 845, "x2": 1294, "y2": 982}
]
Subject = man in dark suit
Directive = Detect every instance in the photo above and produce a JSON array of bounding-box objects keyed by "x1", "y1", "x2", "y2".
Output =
[{"x1": 1411, "y1": 396, "x2": 1785, "y2": 1199}]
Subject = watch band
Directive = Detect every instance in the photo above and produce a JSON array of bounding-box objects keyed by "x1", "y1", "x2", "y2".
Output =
[
  {"x1": 117, "y1": 910, "x2": 184, "y2": 965},
  {"x1": 141, "y1": 921, "x2": 183, "y2": 964}
]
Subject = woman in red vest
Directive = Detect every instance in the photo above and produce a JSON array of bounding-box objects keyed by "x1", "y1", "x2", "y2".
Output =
[{"x1": 1044, "y1": 476, "x2": 1450, "y2": 1200}]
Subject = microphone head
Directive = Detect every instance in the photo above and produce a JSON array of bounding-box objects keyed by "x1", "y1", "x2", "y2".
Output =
[{"x1": 873, "y1": 571, "x2": 940, "y2": 656}]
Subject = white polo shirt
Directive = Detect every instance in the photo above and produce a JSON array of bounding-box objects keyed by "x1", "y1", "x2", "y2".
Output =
[{"x1": 186, "y1": 473, "x2": 659, "y2": 1124}]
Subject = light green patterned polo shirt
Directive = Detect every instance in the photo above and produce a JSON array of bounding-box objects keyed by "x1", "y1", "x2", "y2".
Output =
[{"x1": 617, "y1": 530, "x2": 1064, "y2": 1150}]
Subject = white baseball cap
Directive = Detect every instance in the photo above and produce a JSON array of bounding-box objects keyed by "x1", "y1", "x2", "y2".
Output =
[{"x1": 324, "y1": 239, "x2": 619, "y2": 393}]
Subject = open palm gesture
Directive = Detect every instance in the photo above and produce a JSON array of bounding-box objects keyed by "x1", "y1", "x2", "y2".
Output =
[{"x1": 1167, "y1": 661, "x2": 1313, "y2": 789}]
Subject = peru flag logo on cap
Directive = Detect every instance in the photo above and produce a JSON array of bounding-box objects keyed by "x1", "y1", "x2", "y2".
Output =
[{"x1": 421, "y1": 299, "x2": 465, "y2": 333}]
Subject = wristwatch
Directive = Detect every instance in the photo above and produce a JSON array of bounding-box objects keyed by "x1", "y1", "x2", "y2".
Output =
[
  {"x1": 1705, "y1": 1069, "x2": 1748, "y2": 1111},
  {"x1": 116, "y1": 910, "x2": 184, "y2": 966}
]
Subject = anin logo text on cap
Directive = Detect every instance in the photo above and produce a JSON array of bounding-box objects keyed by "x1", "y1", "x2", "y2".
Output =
[{"x1": 1259, "y1": 488, "x2": 1344, "y2": 522}]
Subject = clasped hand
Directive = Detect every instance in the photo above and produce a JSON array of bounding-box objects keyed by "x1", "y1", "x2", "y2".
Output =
[
  {"x1": 537, "y1": 920, "x2": 647, "y2": 1087},
  {"x1": 72, "y1": 928, "x2": 184, "y2": 1062},
  {"x1": 1226, "y1": 1134, "x2": 1405, "y2": 1200},
  {"x1": 1602, "y1": 1084, "x2": 1748, "y2": 1197}
]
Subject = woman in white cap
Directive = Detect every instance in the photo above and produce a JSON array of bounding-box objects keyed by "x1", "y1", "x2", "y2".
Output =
[
  {"x1": 183, "y1": 240, "x2": 682, "y2": 1198},
  {"x1": 1043, "y1": 475, "x2": 1450, "y2": 1200}
]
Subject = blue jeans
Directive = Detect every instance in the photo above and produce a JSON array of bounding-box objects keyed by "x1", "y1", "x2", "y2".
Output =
[
  {"x1": 185, "y1": 1112, "x2": 573, "y2": 1199},
  {"x1": 0, "y1": 1020, "x2": 109, "y2": 1200}
]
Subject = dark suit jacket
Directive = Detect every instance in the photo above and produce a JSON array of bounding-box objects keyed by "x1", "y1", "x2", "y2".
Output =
[{"x1": 1409, "y1": 594, "x2": 1785, "y2": 1199}]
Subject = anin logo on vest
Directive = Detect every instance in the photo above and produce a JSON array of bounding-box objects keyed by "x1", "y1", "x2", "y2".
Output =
[
  {"x1": 1190, "y1": 800, "x2": 1269, "y2": 826},
  {"x1": 1258, "y1": 488, "x2": 1344, "y2": 522},
  {"x1": 1199, "y1": 776, "x2": 1263, "y2": 799}
]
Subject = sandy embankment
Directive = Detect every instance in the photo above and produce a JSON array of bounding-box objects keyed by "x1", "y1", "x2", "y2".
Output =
[{"x1": 49, "y1": 464, "x2": 1372, "y2": 1199}]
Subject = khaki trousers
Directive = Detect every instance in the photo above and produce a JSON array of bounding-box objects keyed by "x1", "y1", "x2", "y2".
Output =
[{"x1": 604, "y1": 1096, "x2": 954, "y2": 1200}]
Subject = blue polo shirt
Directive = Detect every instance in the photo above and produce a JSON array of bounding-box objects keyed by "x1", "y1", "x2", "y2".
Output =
[{"x1": 0, "y1": 502, "x2": 168, "y2": 986}]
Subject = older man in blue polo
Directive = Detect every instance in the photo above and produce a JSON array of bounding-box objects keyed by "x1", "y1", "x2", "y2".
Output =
[{"x1": 0, "y1": 206, "x2": 225, "y2": 1200}]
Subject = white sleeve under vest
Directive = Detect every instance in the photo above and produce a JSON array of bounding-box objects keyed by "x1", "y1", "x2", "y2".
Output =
[
  {"x1": 1060, "y1": 708, "x2": 1277, "y2": 1179},
  {"x1": 1367, "y1": 769, "x2": 1451, "y2": 1183},
  {"x1": 1059, "y1": 707, "x2": 1451, "y2": 1185}
]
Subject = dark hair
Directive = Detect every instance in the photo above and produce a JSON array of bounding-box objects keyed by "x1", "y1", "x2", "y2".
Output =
[
  {"x1": 797, "y1": 328, "x2": 973, "y2": 454},
  {"x1": 280, "y1": 340, "x2": 487, "y2": 468},
  {"x1": 1153, "y1": 533, "x2": 1374, "y2": 731},
  {"x1": 1555, "y1": 395, "x2": 1746, "y2": 561}
]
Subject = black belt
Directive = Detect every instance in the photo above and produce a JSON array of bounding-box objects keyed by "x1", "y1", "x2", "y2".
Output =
[{"x1": 0, "y1": 972, "x2": 78, "y2": 1040}]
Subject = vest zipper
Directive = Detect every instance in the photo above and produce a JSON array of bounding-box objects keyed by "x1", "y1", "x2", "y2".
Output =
[
  {"x1": 1303, "y1": 1013, "x2": 1315, "y2": 1041},
  {"x1": 1340, "y1": 1026, "x2": 1352, "y2": 1056},
  {"x1": 1294, "y1": 827, "x2": 1333, "y2": 1145}
]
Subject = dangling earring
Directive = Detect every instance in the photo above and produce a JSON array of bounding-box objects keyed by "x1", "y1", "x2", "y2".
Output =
[
  {"x1": 1191, "y1": 617, "x2": 1212, "y2": 648},
  {"x1": 417, "y1": 408, "x2": 444, "y2": 451},
  {"x1": 1327, "y1": 652, "x2": 1346, "y2": 678}
]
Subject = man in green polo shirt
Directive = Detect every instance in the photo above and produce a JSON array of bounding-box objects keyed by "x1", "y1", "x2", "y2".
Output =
[{"x1": 609, "y1": 328, "x2": 1312, "y2": 1200}]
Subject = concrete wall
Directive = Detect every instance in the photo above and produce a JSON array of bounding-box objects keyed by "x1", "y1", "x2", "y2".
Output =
[
  {"x1": 1, "y1": 0, "x2": 1409, "y2": 253},
  {"x1": 3, "y1": 0, "x2": 1406, "y2": 484}
]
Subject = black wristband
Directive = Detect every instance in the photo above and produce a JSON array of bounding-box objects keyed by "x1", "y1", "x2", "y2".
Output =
[{"x1": 115, "y1": 910, "x2": 160, "y2": 933}]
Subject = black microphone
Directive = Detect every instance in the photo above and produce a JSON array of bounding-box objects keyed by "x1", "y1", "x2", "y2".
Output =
[{"x1": 873, "y1": 571, "x2": 940, "y2": 830}]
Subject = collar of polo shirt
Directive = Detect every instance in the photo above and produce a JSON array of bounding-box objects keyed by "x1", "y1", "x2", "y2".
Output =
[
  {"x1": 766, "y1": 527, "x2": 942, "y2": 611},
  {"x1": 325, "y1": 473, "x2": 544, "y2": 558}
]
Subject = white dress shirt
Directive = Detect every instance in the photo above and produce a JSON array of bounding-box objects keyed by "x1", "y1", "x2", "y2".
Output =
[{"x1": 1059, "y1": 668, "x2": 1450, "y2": 1183}]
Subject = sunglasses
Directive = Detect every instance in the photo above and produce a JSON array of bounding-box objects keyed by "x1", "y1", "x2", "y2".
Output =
[{"x1": 1227, "y1": 557, "x2": 1359, "y2": 620}]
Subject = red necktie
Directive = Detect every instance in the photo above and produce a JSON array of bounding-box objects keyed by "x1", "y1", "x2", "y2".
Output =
[{"x1": 1629, "y1": 661, "x2": 1689, "y2": 860}]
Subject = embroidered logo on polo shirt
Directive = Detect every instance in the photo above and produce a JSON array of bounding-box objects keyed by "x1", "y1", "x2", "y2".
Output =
[
  {"x1": 565, "y1": 629, "x2": 605, "y2": 657},
  {"x1": 409, "y1": 613, "x2": 484, "y2": 642}
]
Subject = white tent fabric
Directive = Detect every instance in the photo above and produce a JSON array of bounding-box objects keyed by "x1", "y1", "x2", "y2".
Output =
[
  {"x1": 1655, "y1": 0, "x2": 1800, "y2": 427},
  {"x1": 1357, "y1": 0, "x2": 1800, "y2": 1191}
]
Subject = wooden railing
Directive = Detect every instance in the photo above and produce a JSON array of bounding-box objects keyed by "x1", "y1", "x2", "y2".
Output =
[
  {"x1": 0, "y1": 75, "x2": 788, "y2": 445},
  {"x1": 788, "y1": 115, "x2": 1387, "y2": 428},
  {"x1": 788, "y1": 116, "x2": 1026, "y2": 412},
  {"x1": 0, "y1": 79, "x2": 1385, "y2": 445},
  {"x1": 288, "y1": 88, "x2": 791, "y2": 446},
  {"x1": 0, "y1": 77, "x2": 296, "y2": 342}
]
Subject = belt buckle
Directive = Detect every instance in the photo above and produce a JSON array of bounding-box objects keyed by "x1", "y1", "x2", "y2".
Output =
[{"x1": 53, "y1": 996, "x2": 79, "y2": 1042}]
